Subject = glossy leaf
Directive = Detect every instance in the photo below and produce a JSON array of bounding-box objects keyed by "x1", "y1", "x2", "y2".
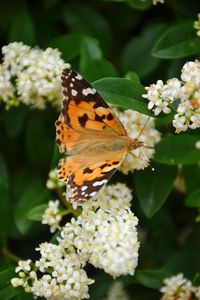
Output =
[
  {"x1": 14, "y1": 180, "x2": 50, "y2": 234},
  {"x1": 134, "y1": 163, "x2": 177, "y2": 217},
  {"x1": 80, "y1": 37, "x2": 118, "y2": 81},
  {"x1": 0, "y1": 183, "x2": 11, "y2": 244},
  {"x1": 121, "y1": 23, "x2": 165, "y2": 77},
  {"x1": 135, "y1": 270, "x2": 170, "y2": 289},
  {"x1": 47, "y1": 33, "x2": 84, "y2": 61},
  {"x1": 185, "y1": 188, "x2": 200, "y2": 208},
  {"x1": 93, "y1": 77, "x2": 150, "y2": 115},
  {"x1": 126, "y1": 0, "x2": 152, "y2": 9},
  {"x1": 62, "y1": 3, "x2": 112, "y2": 53},
  {"x1": 26, "y1": 204, "x2": 48, "y2": 221},
  {"x1": 8, "y1": 10, "x2": 35, "y2": 45},
  {"x1": 0, "y1": 155, "x2": 9, "y2": 189},
  {"x1": 183, "y1": 165, "x2": 200, "y2": 193},
  {"x1": 152, "y1": 21, "x2": 200, "y2": 58},
  {"x1": 154, "y1": 135, "x2": 200, "y2": 165},
  {"x1": 0, "y1": 286, "x2": 21, "y2": 300},
  {"x1": 0, "y1": 268, "x2": 15, "y2": 290}
]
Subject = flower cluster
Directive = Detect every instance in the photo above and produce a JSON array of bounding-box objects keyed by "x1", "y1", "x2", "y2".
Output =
[
  {"x1": 42, "y1": 200, "x2": 62, "y2": 233},
  {"x1": 11, "y1": 244, "x2": 93, "y2": 299},
  {"x1": 160, "y1": 273, "x2": 200, "y2": 300},
  {"x1": 60, "y1": 183, "x2": 139, "y2": 278},
  {"x1": 194, "y1": 13, "x2": 200, "y2": 37},
  {"x1": 114, "y1": 109, "x2": 161, "y2": 174},
  {"x1": 11, "y1": 183, "x2": 139, "y2": 299},
  {"x1": 1, "y1": 42, "x2": 66, "y2": 109},
  {"x1": 143, "y1": 60, "x2": 200, "y2": 133}
]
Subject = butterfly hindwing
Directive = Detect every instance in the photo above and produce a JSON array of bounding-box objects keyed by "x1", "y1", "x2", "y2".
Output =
[{"x1": 58, "y1": 152, "x2": 125, "y2": 203}]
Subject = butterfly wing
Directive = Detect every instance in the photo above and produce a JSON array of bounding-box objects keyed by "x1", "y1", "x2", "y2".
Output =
[
  {"x1": 60, "y1": 68, "x2": 127, "y2": 136},
  {"x1": 58, "y1": 150, "x2": 126, "y2": 203}
]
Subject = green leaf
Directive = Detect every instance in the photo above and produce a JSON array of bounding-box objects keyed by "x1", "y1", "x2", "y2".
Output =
[
  {"x1": 0, "y1": 286, "x2": 21, "y2": 300},
  {"x1": 0, "y1": 155, "x2": 9, "y2": 189},
  {"x1": 134, "y1": 163, "x2": 177, "y2": 217},
  {"x1": 121, "y1": 23, "x2": 165, "y2": 77},
  {"x1": 152, "y1": 21, "x2": 200, "y2": 59},
  {"x1": 154, "y1": 135, "x2": 200, "y2": 165},
  {"x1": 0, "y1": 268, "x2": 21, "y2": 300},
  {"x1": 80, "y1": 37, "x2": 118, "y2": 81},
  {"x1": 0, "y1": 268, "x2": 15, "y2": 290},
  {"x1": 185, "y1": 188, "x2": 200, "y2": 208},
  {"x1": 14, "y1": 180, "x2": 50, "y2": 234},
  {"x1": 25, "y1": 118, "x2": 53, "y2": 168},
  {"x1": 46, "y1": 33, "x2": 84, "y2": 61},
  {"x1": 63, "y1": 3, "x2": 112, "y2": 53},
  {"x1": 3, "y1": 105, "x2": 27, "y2": 138},
  {"x1": 0, "y1": 183, "x2": 11, "y2": 244},
  {"x1": 93, "y1": 77, "x2": 150, "y2": 115},
  {"x1": 26, "y1": 204, "x2": 48, "y2": 221},
  {"x1": 8, "y1": 10, "x2": 35, "y2": 45},
  {"x1": 183, "y1": 165, "x2": 200, "y2": 193},
  {"x1": 135, "y1": 270, "x2": 170, "y2": 289},
  {"x1": 126, "y1": 0, "x2": 152, "y2": 9},
  {"x1": 125, "y1": 71, "x2": 141, "y2": 83}
]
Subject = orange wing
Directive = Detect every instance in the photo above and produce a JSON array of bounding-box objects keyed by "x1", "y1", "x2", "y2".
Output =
[
  {"x1": 57, "y1": 150, "x2": 126, "y2": 203},
  {"x1": 60, "y1": 68, "x2": 127, "y2": 136},
  {"x1": 55, "y1": 67, "x2": 129, "y2": 203}
]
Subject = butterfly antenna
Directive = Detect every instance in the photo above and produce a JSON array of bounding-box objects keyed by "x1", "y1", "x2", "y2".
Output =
[
  {"x1": 139, "y1": 148, "x2": 155, "y2": 171},
  {"x1": 137, "y1": 115, "x2": 151, "y2": 140},
  {"x1": 130, "y1": 148, "x2": 155, "y2": 171}
]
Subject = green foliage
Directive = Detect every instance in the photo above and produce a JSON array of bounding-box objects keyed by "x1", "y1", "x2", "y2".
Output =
[
  {"x1": 1, "y1": 0, "x2": 200, "y2": 299},
  {"x1": 134, "y1": 163, "x2": 177, "y2": 217},
  {"x1": 152, "y1": 21, "x2": 200, "y2": 59}
]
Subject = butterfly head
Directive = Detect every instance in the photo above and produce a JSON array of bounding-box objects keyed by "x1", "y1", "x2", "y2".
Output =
[{"x1": 128, "y1": 138, "x2": 144, "y2": 151}]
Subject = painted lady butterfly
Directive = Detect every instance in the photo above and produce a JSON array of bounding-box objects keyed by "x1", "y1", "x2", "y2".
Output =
[{"x1": 55, "y1": 68, "x2": 143, "y2": 203}]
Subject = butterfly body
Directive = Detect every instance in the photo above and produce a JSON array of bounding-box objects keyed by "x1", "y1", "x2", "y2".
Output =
[{"x1": 56, "y1": 68, "x2": 143, "y2": 203}]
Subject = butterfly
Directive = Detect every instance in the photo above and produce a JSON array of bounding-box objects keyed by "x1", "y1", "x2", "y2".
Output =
[{"x1": 55, "y1": 68, "x2": 143, "y2": 203}]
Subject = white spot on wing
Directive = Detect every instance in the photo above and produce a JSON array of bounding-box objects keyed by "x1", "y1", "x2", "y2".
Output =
[
  {"x1": 71, "y1": 89, "x2": 78, "y2": 96},
  {"x1": 93, "y1": 179, "x2": 107, "y2": 187},
  {"x1": 82, "y1": 88, "x2": 96, "y2": 96},
  {"x1": 76, "y1": 74, "x2": 82, "y2": 80},
  {"x1": 90, "y1": 191, "x2": 97, "y2": 197},
  {"x1": 70, "y1": 83, "x2": 73, "y2": 87},
  {"x1": 81, "y1": 186, "x2": 88, "y2": 191}
]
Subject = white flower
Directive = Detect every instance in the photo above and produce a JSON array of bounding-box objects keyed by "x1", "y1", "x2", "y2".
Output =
[
  {"x1": 12, "y1": 241, "x2": 94, "y2": 299},
  {"x1": 145, "y1": 60, "x2": 200, "y2": 133},
  {"x1": 195, "y1": 140, "x2": 200, "y2": 150},
  {"x1": 84, "y1": 207, "x2": 139, "y2": 278},
  {"x1": 60, "y1": 183, "x2": 139, "y2": 278},
  {"x1": 1, "y1": 42, "x2": 67, "y2": 109},
  {"x1": 42, "y1": 200, "x2": 62, "y2": 233},
  {"x1": 114, "y1": 109, "x2": 161, "y2": 174},
  {"x1": 194, "y1": 13, "x2": 200, "y2": 37},
  {"x1": 160, "y1": 273, "x2": 195, "y2": 300},
  {"x1": 0, "y1": 65, "x2": 15, "y2": 103},
  {"x1": 194, "y1": 286, "x2": 200, "y2": 299},
  {"x1": 152, "y1": 0, "x2": 164, "y2": 4},
  {"x1": 82, "y1": 182, "x2": 133, "y2": 211},
  {"x1": 15, "y1": 259, "x2": 32, "y2": 273},
  {"x1": 181, "y1": 60, "x2": 200, "y2": 87},
  {"x1": 46, "y1": 169, "x2": 65, "y2": 190},
  {"x1": 143, "y1": 79, "x2": 181, "y2": 116},
  {"x1": 106, "y1": 282, "x2": 129, "y2": 300},
  {"x1": 140, "y1": 0, "x2": 164, "y2": 5}
]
